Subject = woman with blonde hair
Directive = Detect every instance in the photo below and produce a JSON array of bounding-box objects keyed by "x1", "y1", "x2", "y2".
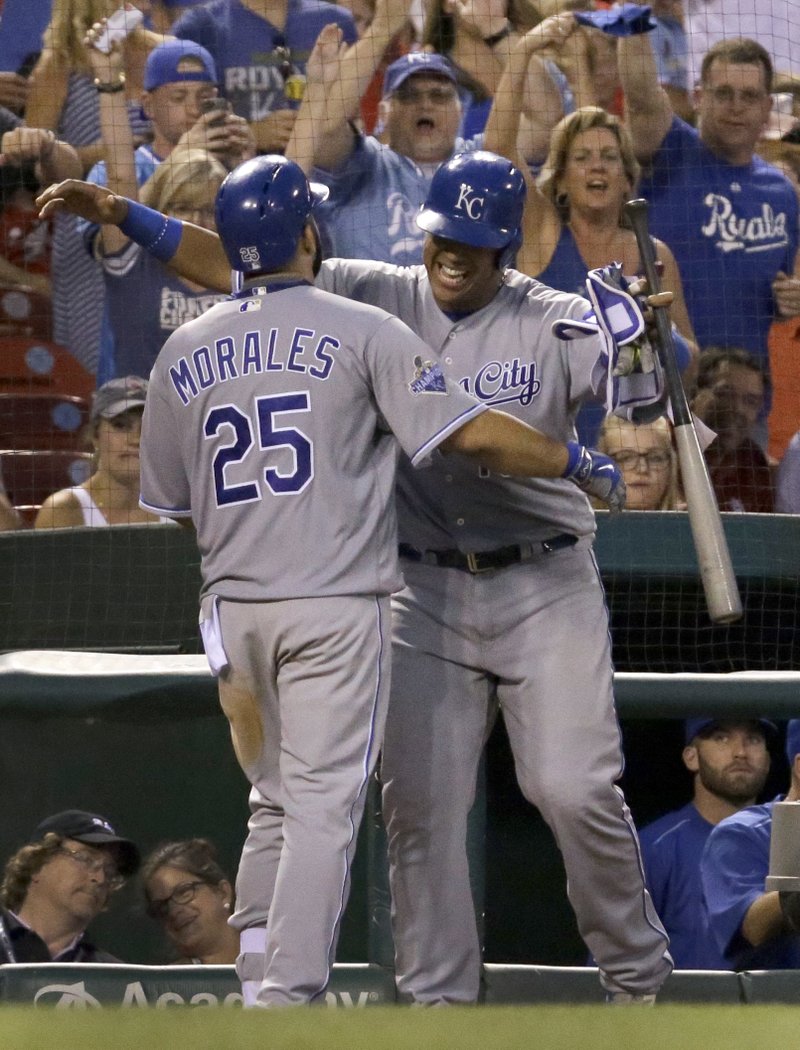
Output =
[
  {"x1": 484, "y1": 18, "x2": 697, "y2": 444},
  {"x1": 597, "y1": 415, "x2": 682, "y2": 511},
  {"x1": 95, "y1": 146, "x2": 229, "y2": 382}
]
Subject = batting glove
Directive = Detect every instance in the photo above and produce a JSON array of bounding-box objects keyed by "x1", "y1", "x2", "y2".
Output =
[{"x1": 563, "y1": 441, "x2": 627, "y2": 513}]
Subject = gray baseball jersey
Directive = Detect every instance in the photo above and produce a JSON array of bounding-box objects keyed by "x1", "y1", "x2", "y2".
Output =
[
  {"x1": 317, "y1": 260, "x2": 600, "y2": 549},
  {"x1": 139, "y1": 281, "x2": 487, "y2": 600},
  {"x1": 316, "y1": 257, "x2": 672, "y2": 1004}
]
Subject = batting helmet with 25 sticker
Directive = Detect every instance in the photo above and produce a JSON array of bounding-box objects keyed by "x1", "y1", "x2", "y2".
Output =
[
  {"x1": 214, "y1": 155, "x2": 329, "y2": 275},
  {"x1": 416, "y1": 150, "x2": 527, "y2": 267}
]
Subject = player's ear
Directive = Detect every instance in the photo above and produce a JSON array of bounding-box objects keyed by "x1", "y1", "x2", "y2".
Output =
[{"x1": 682, "y1": 744, "x2": 700, "y2": 773}]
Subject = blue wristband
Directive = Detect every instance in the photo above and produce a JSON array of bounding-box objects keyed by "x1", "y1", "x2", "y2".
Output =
[
  {"x1": 118, "y1": 199, "x2": 182, "y2": 263},
  {"x1": 563, "y1": 440, "x2": 583, "y2": 478}
]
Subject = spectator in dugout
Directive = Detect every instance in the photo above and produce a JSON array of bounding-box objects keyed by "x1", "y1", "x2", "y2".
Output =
[
  {"x1": 83, "y1": 33, "x2": 251, "y2": 383},
  {"x1": 141, "y1": 839, "x2": 239, "y2": 965},
  {"x1": 0, "y1": 809, "x2": 139, "y2": 963},
  {"x1": 288, "y1": 4, "x2": 466, "y2": 266},
  {"x1": 34, "y1": 376, "x2": 174, "y2": 528},
  {"x1": 700, "y1": 719, "x2": 800, "y2": 970},
  {"x1": 690, "y1": 347, "x2": 776, "y2": 513}
]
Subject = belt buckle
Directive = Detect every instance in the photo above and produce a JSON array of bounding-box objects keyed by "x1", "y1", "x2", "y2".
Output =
[{"x1": 466, "y1": 551, "x2": 492, "y2": 574}]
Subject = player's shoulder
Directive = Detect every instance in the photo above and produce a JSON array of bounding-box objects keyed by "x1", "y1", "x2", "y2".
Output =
[
  {"x1": 317, "y1": 257, "x2": 425, "y2": 295},
  {"x1": 502, "y1": 268, "x2": 589, "y2": 318},
  {"x1": 710, "y1": 800, "x2": 777, "y2": 841}
]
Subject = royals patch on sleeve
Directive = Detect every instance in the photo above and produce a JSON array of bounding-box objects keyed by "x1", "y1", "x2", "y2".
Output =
[{"x1": 409, "y1": 356, "x2": 447, "y2": 394}]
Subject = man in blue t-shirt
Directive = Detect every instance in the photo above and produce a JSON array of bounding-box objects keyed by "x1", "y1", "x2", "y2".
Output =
[
  {"x1": 288, "y1": 3, "x2": 472, "y2": 266},
  {"x1": 701, "y1": 720, "x2": 800, "y2": 970},
  {"x1": 618, "y1": 32, "x2": 800, "y2": 369},
  {"x1": 638, "y1": 717, "x2": 773, "y2": 969},
  {"x1": 172, "y1": 0, "x2": 356, "y2": 153}
]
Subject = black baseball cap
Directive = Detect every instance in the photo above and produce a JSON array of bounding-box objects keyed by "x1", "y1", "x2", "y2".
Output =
[
  {"x1": 684, "y1": 717, "x2": 778, "y2": 746},
  {"x1": 32, "y1": 810, "x2": 140, "y2": 876}
]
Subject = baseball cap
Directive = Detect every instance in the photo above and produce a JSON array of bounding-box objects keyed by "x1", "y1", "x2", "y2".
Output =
[
  {"x1": 144, "y1": 39, "x2": 217, "y2": 92},
  {"x1": 684, "y1": 717, "x2": 778, "y2": 746},
  {"x1": 32, "y1": 810, "x2": 140, "y2": 876},
  {"x1": 91, "y1": 376, "x2": 148, "y2": 422},
  {"x1": 382, "y1": 52, "x2": 458, "y2": 99},
  {"x1": 786, "y1": 720, "x2": 800, "y2": 766}
]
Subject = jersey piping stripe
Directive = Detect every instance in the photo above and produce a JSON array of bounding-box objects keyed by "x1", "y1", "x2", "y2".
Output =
[
  {"x1": 315, "y1": 596, "x2": 386, "y2": 1001},
  {"x1": 410, "y1": 402, "x2": 488, "y2": 467},
  {"x1": 138, "y1": 498, "x2": 192, "y2": 517}
]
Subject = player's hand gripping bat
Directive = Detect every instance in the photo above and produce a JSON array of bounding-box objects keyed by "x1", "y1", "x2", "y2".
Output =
[{"x1": 623, "y1": 198, "x2": 742, "y2": 625}]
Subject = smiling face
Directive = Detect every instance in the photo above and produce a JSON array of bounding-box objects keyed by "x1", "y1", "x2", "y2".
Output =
[
  {"x1": 383, "y1": 74, "x2": 462, "y2": 165},
  {"x1": 696, "y1": 59, "x2": 772, "y2": 164},
  {"x1": 423, "y1": 234, "x2": 503, "y2": 314},
  {"x1": 146, "y1": 864, "x2": 232, "y2": 960},
  {"x1": 558, "y1": 126, "x2": 631, "y2": 218}
]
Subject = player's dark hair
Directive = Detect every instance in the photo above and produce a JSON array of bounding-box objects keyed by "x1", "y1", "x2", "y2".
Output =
[
  {"x1": 700, "y1": 38, "x2": 773, "y2": 93},
  {"x1": 141, "y1": 838, "x2": 230, "y2": 904},
  {"x1": 1, "y1": 832, "x2": 65, "y2": 911},
  {"x1": 695, "y1": 347, "x2": 766, "y2": 390}
]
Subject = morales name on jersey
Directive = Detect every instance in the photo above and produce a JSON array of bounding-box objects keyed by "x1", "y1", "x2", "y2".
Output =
[{"x1": 168, "y1": 326, "x2": 338, "y2": 406}]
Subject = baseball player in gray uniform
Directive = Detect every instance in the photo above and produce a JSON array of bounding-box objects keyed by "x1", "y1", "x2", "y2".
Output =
[
  {"x1": 51, "y1": 155, "x2": 624, "y2": 1007},
  {"x1": 37, "y1": 151, "x2": 669, "y2": 1005}
]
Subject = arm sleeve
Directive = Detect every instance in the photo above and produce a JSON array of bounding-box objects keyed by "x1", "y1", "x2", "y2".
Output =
[
  {"x1": 700, "y1": 821, "x2": 769, "y2": 961},
  {"x1": 139, "y1": 372, "x2": 192, "y2": 517}
]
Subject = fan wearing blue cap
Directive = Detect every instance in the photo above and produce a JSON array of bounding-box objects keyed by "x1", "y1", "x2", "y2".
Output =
[
  {"x1": 638, "y1": 718, "x2": 773, "y2": 968},
  {"x1": 288, "y1": 12, "x2": 466, "y2": 267},
  {"x1": 700, "y1": 720, "x2": 800, "y2": 971}
]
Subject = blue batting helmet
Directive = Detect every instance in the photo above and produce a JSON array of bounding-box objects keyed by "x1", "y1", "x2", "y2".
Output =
[
  {"x1": 416, "y1": 150, "x2": 526, "y2": 267},
  {"x1": 214, "y1": 155, "x2": 329, "y2": 274}
]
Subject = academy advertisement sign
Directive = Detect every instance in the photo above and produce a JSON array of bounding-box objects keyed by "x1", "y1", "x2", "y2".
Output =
[{"x1": 0, "y1": 963, "x2": 394, "y2": 1008}]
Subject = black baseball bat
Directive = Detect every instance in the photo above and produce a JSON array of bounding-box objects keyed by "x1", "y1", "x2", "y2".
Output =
[{"x1": 623, "y1": 198, "x2": 742, "y2": 624}]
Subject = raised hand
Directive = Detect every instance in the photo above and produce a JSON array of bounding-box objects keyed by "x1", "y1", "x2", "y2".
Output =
[{"x1": 36, "y1": 179, "x2": 129, "y2": 226}]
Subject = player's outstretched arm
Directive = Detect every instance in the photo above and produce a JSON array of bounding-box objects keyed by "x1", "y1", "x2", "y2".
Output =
[
  {"x1": 36, "y1": 181, "x2": 231, "y2": 291},
  {"x1": 442, "y1": 409, "x2": 626, "y2": 511}
]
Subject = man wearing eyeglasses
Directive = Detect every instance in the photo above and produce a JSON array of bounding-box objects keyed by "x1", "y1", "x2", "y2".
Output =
[
  {"x1": 617, "y1": 31, "x2": 800, "y2": 409},
  {"x1": 690, "y1": 347, "x2": 775, "y2": 512},
  {"x1": 288, "y1": 3, "x2": 470, "y2": 266},
  {"x1": 0, "y1": 809, "x2": 140, "y2": 963}
]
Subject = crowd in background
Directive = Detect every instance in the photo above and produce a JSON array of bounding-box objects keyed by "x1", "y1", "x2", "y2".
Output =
[{"x1": 0, "y1": 0, "x2": 798, "y2": 522}]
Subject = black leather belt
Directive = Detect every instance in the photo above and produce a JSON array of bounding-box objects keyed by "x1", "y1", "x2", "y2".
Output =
[{"x1": 398, "y1": 534, "x2": 578, "y2": 574}]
